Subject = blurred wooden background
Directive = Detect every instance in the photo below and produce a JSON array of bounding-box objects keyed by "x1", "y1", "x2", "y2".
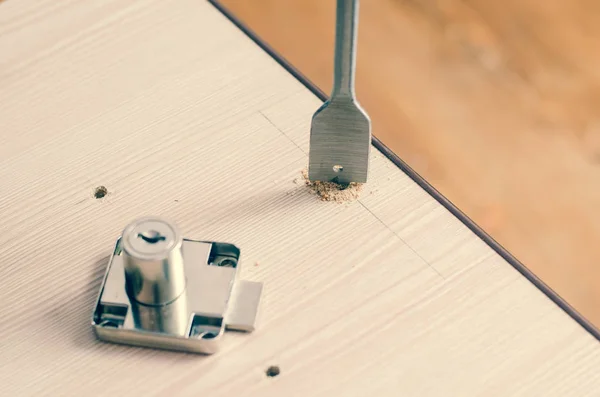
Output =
[{"x1": 219, "y1": 0, "x2": 600, "y2": 330}]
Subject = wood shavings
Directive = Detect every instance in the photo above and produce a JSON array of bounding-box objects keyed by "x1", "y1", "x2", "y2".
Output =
[{"x1": 300, "y1": 169, "x2": 363, "y2": 203}]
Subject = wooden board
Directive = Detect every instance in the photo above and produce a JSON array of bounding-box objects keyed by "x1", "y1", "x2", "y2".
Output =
[
  {"x1": 218, "y1": 0, "x2": 600, "y2": 333},
  {"x1": 1, "y1": 0, "x2": 600, "y2": 395}
]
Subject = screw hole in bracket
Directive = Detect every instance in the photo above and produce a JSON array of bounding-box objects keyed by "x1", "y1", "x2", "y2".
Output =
[
  {"x1": 190, "y1": 327, "x2": 219, "y2": 340},
  {"x1": 217, "y1": 258, "x2": 236, "y2": 267},
  {"x1": 207, "y1": 243, "x2": 240, "y2": 268},
  {"x1": 100, "y1": 320, "x2": 118, "y2": 328},
  {"x1": 189, "y1": 315, "x2": 222, "y2": 340}
]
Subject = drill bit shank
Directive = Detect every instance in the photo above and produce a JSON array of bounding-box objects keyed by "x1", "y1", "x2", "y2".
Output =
[{"x1": 308, "y1": 0, "x2": 371, "y2": 185}]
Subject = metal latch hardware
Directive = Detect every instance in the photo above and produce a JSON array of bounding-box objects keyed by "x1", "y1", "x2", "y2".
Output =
[{"x1": 91, "y1": 216, "x2": 263, "y2": 354}]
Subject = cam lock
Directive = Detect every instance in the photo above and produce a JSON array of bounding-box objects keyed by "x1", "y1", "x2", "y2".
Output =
[{"x1": 91, "y1": 216, "x2": 263, "y2": 354}]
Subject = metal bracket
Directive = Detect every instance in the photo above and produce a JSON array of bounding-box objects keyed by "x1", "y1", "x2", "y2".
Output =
[{"x1": 91, "y1": 216, "x2": 263, "y2": 354}]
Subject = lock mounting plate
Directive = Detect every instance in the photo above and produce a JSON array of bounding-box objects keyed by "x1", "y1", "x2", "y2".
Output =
[{"x1": 92, "y1": 237, "x2": 262, "y2": 354}]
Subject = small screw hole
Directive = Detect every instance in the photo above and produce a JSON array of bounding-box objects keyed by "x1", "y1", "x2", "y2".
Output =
[
  {"x1": 94, "y1": 186, "x2": 108, "y2": 199},
  {"x1": 333, "y1": 165, "x2": 343, "y2": 173},
  {"x1": 100, "y1": 320, "x2": 118, "y2": 328},
  {"x1": 218, "y1": 259, "x2": 236, "y2": 267},
  {"x1": 265, "y1": 365, "x2": 280, "y2": 377}
]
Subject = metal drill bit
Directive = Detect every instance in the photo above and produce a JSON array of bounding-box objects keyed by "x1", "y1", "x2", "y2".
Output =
[{"x1": 308, "y1": 0, "x2": 371, "y2": 185}]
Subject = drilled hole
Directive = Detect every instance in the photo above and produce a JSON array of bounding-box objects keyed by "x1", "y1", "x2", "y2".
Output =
[
  {"x1": 265, "y1": 366, "x2": 280, "y2": 377},
  {"x1": 94, "y1": 186, "x2": 108, "y2": 199},
  {"x1": 332, "y1": 165, "x2": 343, "y2": 173}
]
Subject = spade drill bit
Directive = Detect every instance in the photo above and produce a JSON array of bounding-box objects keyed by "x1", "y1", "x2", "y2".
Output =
[{"x1": 308, "y1": 0, "x2": 371, "y2": 185}]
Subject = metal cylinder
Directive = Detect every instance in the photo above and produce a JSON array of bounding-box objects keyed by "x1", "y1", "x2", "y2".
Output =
[
  {"x1": 121, "y1": 216, "x2": 186, "y2": 306},
  {"x1": 131, "y1": 292, "x2": 189, "y2": 336}
]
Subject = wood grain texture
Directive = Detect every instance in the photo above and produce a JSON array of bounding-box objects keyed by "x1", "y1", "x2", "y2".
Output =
[
  {"x1": 0, "y1": 0, "x2": 600, "y2": 395},
  {"x1": 218, "y1": 0, "x2": 600, "y2": 332}
]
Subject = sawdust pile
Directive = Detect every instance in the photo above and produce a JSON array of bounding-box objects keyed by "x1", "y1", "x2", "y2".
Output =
[{"x1": 296, "y1": 169, "x2": 364, "y2": 203}]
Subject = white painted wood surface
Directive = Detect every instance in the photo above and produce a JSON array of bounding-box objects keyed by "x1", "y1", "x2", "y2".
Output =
[{"x1": 1, "y1": 0, "x2": 600, "y2": 395}]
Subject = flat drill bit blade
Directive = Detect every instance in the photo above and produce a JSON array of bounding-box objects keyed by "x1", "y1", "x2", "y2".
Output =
[
  {"x1": 308, "y1": 0, "x2": 371, "y2": 185},
  {"x1": 308, "y1": 98, "x2": 371, "y2": 184}
]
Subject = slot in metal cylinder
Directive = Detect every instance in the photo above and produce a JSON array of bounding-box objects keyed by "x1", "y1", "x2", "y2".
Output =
[{"x1": 121, "y1": 216, "x2": 186, "y2": 306}]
